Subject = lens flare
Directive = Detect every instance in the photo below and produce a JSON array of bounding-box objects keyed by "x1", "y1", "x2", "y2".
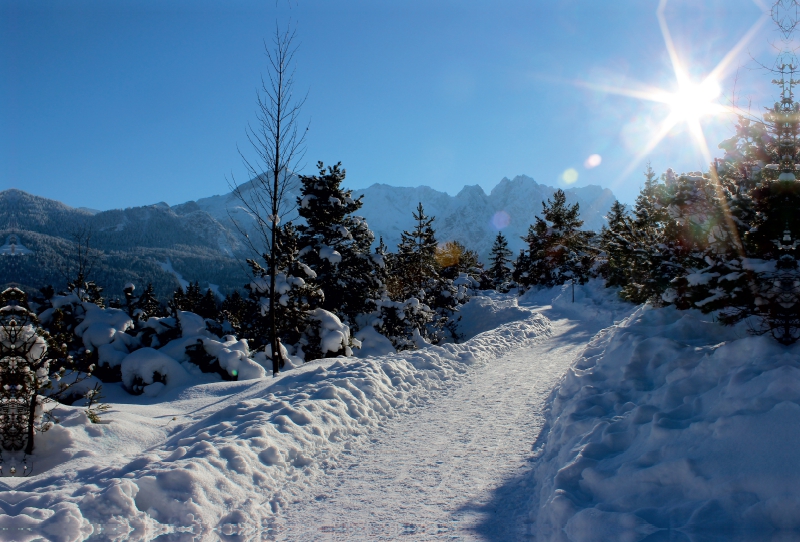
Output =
[
  {"x1": 561, "y1": 168, "x2": 579, "y2": 184},
  {"x1": 559, "y1": 0, "x2": 769, "y2": 184},
  {"x1": 491, "y1": 210, "x2": 511, "y2": 230},
  {"x1": 584, "y1": 154, "x2": 602, "y2": 169}
]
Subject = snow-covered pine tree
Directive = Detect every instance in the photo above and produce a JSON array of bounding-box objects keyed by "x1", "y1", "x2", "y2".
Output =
[
  {"x1": 516, "y1": 189, "x2": 594, "y2": 289},
  {"x1": 396, "y1": 203, "x2": 465, "y2": 342},
  {"x1": 359, "y1": 236, "x2": 430, "y2": 351},
  {"x1": 597, "y1": 200, "x2": 630, "y2": 287},
  {"x1": 296, "y1": 162, "x2": 384, "y2": 329},
  {"x1": 246, "y1": 222, "x2": 323, "y2": 361},
  {"x1": 512, "y1": 248, "x2": 531, "y2": 286},
  {"x1": 137, "y1": 283, "x2": 163, "y2": 319},
  {"x1": 488, "y1": 231, "x2": 514, "y2": 291},
  {"x1": 661, "y1": 67, "x2": 800, "y2": 343},
  {"x1": 615, "y1": 166, "x2": 674, "y2": 304}
]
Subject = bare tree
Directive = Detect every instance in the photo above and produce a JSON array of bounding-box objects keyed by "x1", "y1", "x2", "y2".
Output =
[
  {"x1": 229, "y1": 25, "x2": 308, "y2": 376},
  {"x1": 57, "y1": 222, "x2": 103, "y2": 304}
]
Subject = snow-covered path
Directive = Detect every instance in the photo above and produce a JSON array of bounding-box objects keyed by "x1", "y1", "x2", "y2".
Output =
[{"x1": 273, "y1": 313, "x2": 604, "y2": 541}]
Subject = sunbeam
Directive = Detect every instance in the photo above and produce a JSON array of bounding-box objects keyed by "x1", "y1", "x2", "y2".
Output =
[{"x1": 568, "y1": 0, "x2": 770, "y2": 187}]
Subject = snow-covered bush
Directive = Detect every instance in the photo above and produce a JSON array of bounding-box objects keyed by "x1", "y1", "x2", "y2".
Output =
[{"x1": 300, "y1": 308, "x2": 357, "y2": 360}]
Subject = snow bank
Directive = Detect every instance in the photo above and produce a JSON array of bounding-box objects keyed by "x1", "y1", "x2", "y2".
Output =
[
  {"x1": 457, "y1": 293, "x2": 533, "y2": 340},
  {"x1": 531, "y1": 304, "x2": 800, "y2": 539},
  {"x1": 519, "y1": 278, "x2": 630, "y2": 327},
  {"x1": 5, "y1": 309, "x2": 551, "y2": 539}
]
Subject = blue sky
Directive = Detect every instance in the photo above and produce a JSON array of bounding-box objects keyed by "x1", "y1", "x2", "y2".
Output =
[{"x1": 1, "y1": 0, "x2": 771, "y2": 210}]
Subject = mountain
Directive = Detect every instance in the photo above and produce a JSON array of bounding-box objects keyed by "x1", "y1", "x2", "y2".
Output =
[
  {"x1": 188, "y1": 174, "x2": 616, "y2": 260},
  {"x1": 355, "y1": 175, "x2": 614, "y2": 259},
  {"x1": 0, "y1": 189, "x2": 248, "y2": 300},
  {"x1": 1, "y1": 175, "x2": 616, "y2": 297}
]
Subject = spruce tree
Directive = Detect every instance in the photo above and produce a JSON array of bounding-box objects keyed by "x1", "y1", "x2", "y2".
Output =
[
  {"x1": 615, "y1": 167, "x2": 675, "y2": 304},
  {"x1": 136, "y1": 283, "x2": 163, "y2": 319},
  {"x1": 296, "y1": 162, "x2": 384, "y2": 328},
  {"x1": 662, "y1": 70, "x2": 800, "y2": 342},
  {"x1": 246, "y1": 222, "x2": 323, "y2": 360},
  {"x1": 488, "y1": 232, "x2": 513, "y2": 291},
  {"x1": 395, "y1": 203, "x2": 464, "y2": 342},
  {"x1": 597, "y1": 200, "x2": 630, "y2": 287},
  {"x1": 517, "y1": 189, "x2": 594, "y2": 289},
  {"x1": 396, "y1": 202, "x2": 440, "y2": 299}
]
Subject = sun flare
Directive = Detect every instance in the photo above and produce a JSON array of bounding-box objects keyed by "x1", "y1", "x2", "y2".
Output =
[
  {"x1": 665, "y1": 79, "x2": 723, "y2": 123},
  {"x1": 566, "y1": 0, "x2": 768, "y2": 182}
]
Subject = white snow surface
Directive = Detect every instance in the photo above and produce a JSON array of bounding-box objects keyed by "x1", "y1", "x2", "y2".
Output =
[
  {"x1": 5, "y1": 280, "x2": 799, "y2": 541},
  {"x1": 0, "y1": 295, "x2": 551, "y2": 541},
  {"x1": 529, "y1": 294, "x2": 800, "y2": 540}
]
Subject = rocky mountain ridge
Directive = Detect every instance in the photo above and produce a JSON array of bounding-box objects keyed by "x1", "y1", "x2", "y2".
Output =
[{"x1": 0, "y1": 176, "x2": 615, "y2": 297}]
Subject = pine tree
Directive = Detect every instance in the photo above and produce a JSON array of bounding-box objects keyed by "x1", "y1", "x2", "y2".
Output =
[
  {"x1": 169, "y1": 287, "x2": 187, "y2": 314},
  {"x1": 394, "y1": 203, "x2": 461, "y2": 343},
  {"x1": 296, "y1": 162, "x2": 385, "y2": 328},
  {"x1": 197, "y1": 289, "x2": 219, "y2": 320},
  {"x1": 613, "y1": 166, "x2": 677, "y2": 304},
  {"x1": 219, "y1": 290, "x2": 248, "y2": 334},
  {"x1": 516, "y1": 189, "x2": 594, "y2": 289},
  {"x1": 512, "y1": 249, "x2": 530, "y2": 287},
  {"x1": 137, "y1": 283, "x2": 163, "y2": 319},
  {"x1": 185, "y1": 281, "x2": 202, "y2": 312},
  {"x1": 396, "y1": 202, "x2": 439, "y2": 299},
  {"x1": 246, "y1": 223, "x2": 323, "y2": 360},
  {"x1": 598, "y1": 200, "x2": 630, "y2": 287},
  {"x1": 488, "y1": 232, "x2": 514, "y2": 291}
]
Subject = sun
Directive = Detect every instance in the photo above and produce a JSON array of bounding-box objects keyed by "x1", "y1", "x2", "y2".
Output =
[
  {"x1": 665, "y1": 78, "x2": 723, "y2": 123},
  {"x1": 566, "y1": 0, "x2": 768, "y2": 181}
]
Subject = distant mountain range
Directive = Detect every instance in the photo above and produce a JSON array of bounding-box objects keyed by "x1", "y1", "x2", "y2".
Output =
[
  {"x1": 182, "y1": 174, "x2": 615, "y2": 259},
  {"x1": 1, "y1": 175, "x2": 615, "y2": 300}
]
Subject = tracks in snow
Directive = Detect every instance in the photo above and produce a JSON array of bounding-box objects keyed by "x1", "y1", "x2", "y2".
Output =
[{"x1": 273, "y1": 314, "x2": 600, "y2": 541}]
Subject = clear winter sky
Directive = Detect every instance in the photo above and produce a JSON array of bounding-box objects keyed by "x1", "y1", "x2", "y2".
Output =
[{"x1": 0, "y1": 0, "x2": 775, "y2": 211}]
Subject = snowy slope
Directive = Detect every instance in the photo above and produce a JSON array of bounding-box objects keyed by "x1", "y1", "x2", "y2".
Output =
[
  {"x1": 274, "y1": 286, "x2": 631, "y2": 541},
  {"x1": 529, "y1": 294, "x2": 800, "y2": 540},
  {"x1": 183, "y1": 175, "x2": 616, "y2": 261},
  {"x1": 0, "y1": 298, "x2": 550, "y2": 541}
]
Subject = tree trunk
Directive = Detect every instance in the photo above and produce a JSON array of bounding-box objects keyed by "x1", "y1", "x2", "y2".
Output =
[{"x1": 24, "y1": 394, "x2": 36, "y2": 455}]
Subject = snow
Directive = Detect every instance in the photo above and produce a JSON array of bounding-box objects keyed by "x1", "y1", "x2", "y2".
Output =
[
  {"x1": 3, "y1": 298, "x2": 550, "y2": 539},
  {"x1": 5, "y1": 280, "x2": 800, "y2": 540},
  {"x1": 318, "y1": 245, "x2": 342, "y2": 264},
  {"x1": 529, "y1": 298, "x2": 800, "y2": 539},
  {"x1": 456, "y1": 292, "x2": 534, "y2": 340},
  {"x1": 157, "y1": 259, "x2": 190, "y2": 291},
  {"x1": 353, "y1": 325, "x2": 396, "y2": 357}
]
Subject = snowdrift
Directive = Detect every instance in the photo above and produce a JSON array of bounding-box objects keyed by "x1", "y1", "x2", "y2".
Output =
[
  {"x1": 532, "y1": 303, "x2": 800, "y2": 540},
  {"x1": 0, "y1": 298, "x2": 549, "y2": 541}
]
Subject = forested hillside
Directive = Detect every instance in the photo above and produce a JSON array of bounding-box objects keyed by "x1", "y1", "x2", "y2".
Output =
[{"x1": 0, "y1": 189, "x2": 247, "y2": 299}]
